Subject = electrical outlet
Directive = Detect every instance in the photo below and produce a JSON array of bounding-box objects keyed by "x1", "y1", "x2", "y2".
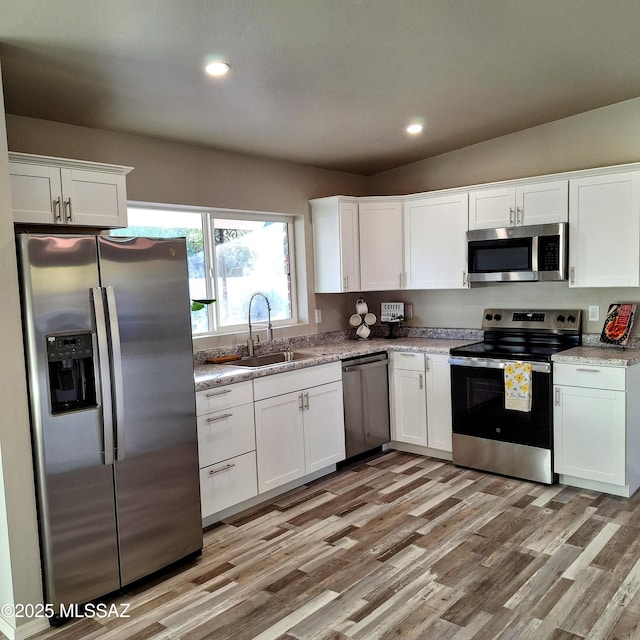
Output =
[
  {"x1": 314, "y1": 308, "x2": 322, "y2": 323},
  {"x1": 588, "y1": 305, "x2": 599, "y2": 322}
]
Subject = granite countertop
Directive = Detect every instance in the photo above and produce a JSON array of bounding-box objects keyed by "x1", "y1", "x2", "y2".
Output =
[
  {"x1": 193, "y1": 337, "x2": 478, "y2": 391},
  {"x1": 552, "y1": 345, "x2": 640, "y2": 367}
]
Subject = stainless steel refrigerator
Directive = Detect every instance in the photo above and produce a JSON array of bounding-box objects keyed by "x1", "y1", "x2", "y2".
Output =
[{"x1": 17, "y1": 233, "x2": 203, "y2": 609}]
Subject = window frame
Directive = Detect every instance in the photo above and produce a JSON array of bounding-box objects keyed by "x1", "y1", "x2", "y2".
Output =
[{"x1": 121, "y1": 202, "x2": 299, "y2": 337}]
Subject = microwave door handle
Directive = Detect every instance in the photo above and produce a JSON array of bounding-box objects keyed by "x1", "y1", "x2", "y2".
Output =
[
  {"x1": 104, "y1": 286, "x2": 126, "y2": 462},
  {"x1": 92, "y1": 288, "x2": 114, "y2": 466},
  {"x1": 531, "y1": 235, "x2": 539, "y2": 274}
]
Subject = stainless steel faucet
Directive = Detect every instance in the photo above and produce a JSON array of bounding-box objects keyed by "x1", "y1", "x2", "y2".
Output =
[{"x1": 247, "y1": 292, "x2": 272, "y2": 356}]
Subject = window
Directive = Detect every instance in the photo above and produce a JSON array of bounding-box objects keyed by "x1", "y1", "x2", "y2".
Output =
[{"x1": 111, "y1": 205, "x2": 296, "y2": 335}]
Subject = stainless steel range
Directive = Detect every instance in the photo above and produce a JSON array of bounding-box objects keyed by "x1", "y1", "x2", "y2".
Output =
[{"x1": 448, "y1": 309, "x2": 582, "y2": 484}]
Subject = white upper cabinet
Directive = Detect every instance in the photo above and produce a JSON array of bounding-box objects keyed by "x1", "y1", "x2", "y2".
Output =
[
  {"x1": 568, "y1": 171, "x2": 640, "y2": 288},
  {"x1": 311, "y1": 196, "x2": 360, "y2": 293},
  {"x1": 468, "y1": 180, "x2": 568, "y2": 230},
  {"x1": 404, "y1": 192, "x2": 468, "y2": 289},
  {"x1": 9, "y1": 152, "x2": 133, "y2": 228},
  {"x1": 359, "y1": 199, "x2": 403, "y2": 290}
]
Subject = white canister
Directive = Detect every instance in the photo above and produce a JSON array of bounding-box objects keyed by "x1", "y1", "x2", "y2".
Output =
[
  {"x1": 355, "y1": 298, "x2": 368, "y2": 315},
  {"x1": 356, "y1": 323, "x2": 371, "y2": 339}
]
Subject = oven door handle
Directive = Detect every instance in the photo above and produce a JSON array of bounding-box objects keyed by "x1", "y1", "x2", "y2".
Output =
[{"x1": 448, "y1": 356, "x2": 550, "y2": 374}]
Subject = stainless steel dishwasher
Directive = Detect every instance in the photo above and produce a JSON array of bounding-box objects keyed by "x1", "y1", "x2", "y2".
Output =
[{"x1": 341, "y1": 352, "x2": 390, "y2": 458}]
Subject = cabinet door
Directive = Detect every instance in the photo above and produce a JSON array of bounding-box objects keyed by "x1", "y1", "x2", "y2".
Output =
[
  {"x1": 61, "y1": 168, "x2": 128, "y2": 228},
  {"x1": 359, "y1": 200, "x2": 403, "y2": 290},
  {"x1": 339, "y1": 201, "x2": 361, "y2": 292},
  {"x1": 404, "y1": 193, "x2": 468, "y2": 289},
  {"x1": 312, "y1": 198, "x2": 360, "y2": 293},
  {"x1": 9, "y1": 162, "x2": 62, "y2": 224},
  {"x1": 554, "y1": 385, "x2": 626, "y2": 485},
  {"x1": 425, "y1": 355, "x2": 453, "y2": 452},
  {"x1": 255, "y1": 392, "x2": 305, "y2": 493},
  {"x1": 516, "y1": 180, "x2": 568, "y2": 225},
  {"x1": 303, "y1": 381, "x2": 346, "y2": 473},
  {"x1": 468, "y1": 187, "x2": 515, "y2": 230},
  {"x1": 391, "y1": 368, "x2": 427, "y2": 446},
  {"x1": 569, "y1": 172, "x2": 640, "y2": 287}
]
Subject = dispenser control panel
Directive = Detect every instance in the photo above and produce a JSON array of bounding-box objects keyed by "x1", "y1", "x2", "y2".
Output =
[{"x1": 47, "y1": 333, "x2": 93, "y2": 362}]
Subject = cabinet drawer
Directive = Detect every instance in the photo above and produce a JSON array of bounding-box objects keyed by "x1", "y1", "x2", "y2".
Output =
[
  {"x1": 253, "y1": 362, "x2": 341, "y2": 400},
  {"x1": 200, "y1": 451, "x2": 258, "y2": 518},
  {"x1": 554, "y1": 363, "x2": 625, "y2": 391},
  {"x1": 391, "y1": 351, "x2": 425, "y2": 371},
  {"x1": 196, "y1": 380, "x2": 253, "y2": 415},
  {"x1": 197, "y1": 402, "x2": 256, "y2": 468}
]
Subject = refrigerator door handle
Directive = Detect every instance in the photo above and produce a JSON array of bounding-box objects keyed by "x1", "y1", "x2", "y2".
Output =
[
  {"x1": 92, "y1": 287, "x2": 115, "y2": 466},
  {"x1": 105, "y1": 286, "x2": 126, "y2": 461}
]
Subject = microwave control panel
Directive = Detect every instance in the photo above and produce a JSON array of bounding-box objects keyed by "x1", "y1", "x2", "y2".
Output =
[{"x1": 538, "y1": 236, "x2": 560, "y2": 271}]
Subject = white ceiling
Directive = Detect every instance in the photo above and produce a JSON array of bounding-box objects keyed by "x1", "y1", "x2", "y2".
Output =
[{"x1": 1, "y1": 0, "x2": 640, "y2": 175}]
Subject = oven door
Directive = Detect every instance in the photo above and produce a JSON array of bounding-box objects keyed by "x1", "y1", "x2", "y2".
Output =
[
  {"x1": 449, "y1": 357, "x2": 552, "y2": 449},
  {"x1": 449, "y1": 357, "x2": 555, "y2": 483}
]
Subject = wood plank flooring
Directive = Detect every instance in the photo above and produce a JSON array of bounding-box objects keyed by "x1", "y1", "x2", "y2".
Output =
[{"x1": 28, "y1": 452, "x2": 640, "y2": 640}]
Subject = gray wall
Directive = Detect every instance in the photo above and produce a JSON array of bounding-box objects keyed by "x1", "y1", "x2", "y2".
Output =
[{"x1": 0, "y1": 69, "x2": 44, "y2": 639}]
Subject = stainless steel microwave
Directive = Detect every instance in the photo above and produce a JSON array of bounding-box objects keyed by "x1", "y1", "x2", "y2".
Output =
[{"x1": 466, "y1": 222, "x2": 567, "y2": 283}]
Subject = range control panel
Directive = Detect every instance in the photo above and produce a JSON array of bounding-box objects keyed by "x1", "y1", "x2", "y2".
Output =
[{"x1": 482, "y1": 309, "x2": 582, "y2": 332}]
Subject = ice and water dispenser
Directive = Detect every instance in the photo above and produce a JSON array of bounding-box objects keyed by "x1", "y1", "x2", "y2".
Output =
[{"x1": 46, "y1": 332, "x2": 97, "y2": 414}]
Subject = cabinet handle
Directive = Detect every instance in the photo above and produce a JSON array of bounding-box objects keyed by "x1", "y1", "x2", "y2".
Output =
[
  {"x1": 570, "y1": 267, "x2": 575, "y2": 285},
  {"x1": 53, "y1": 196, "x2": 62, "y2": 222},
  {"x1": 554, "y1": 387, "x2": 560, "y2": 407},
  {"x1": 64, "y1": 197, "x2": 73, "y2": 223},
  {"x1": 205, "y1": 389, "x2": 232, "y2": 398},
  {"x1": 516, "y1": 206, "x2": 523, "y2": 225},
  {"x1": 299, "y1": 393, "x2": 304, "y2": 411},
  {"x1": 463, "y1": 271, "x2": 467, "y2": 286},
  {"x1": 206, "y1": 412, "x2": 233, "y2": 423},
  {"x1": 576, "y1": 368, "x2": 601, "y2": 374},
  {"x1": 399, "y1": 272, "x2": 403, "y2": 288},
  {"x1": 509, "y1": 207, "x2": 515, "y2": 226},
  {"x1": 209, "y1": 463, "x2": 235, "y2": 476},
  {"x1": 344, "y1": 276, "x2": 348, "y2": 291},
  {"x1": 304, "y1": 392, "x2": 310, "y2": 410},
  {"x1": 425, "y1": 357, "x2": 429, "y2": 371},
  {"x1": 419, "y1": 373, "x2": 423, "y2": 390}
]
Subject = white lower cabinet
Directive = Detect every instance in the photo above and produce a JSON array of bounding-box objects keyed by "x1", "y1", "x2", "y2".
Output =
[
  {"x1": 553, "y1": 362, "x2": 640, "y2": 497},
  {"x1": 390, "y1": 351, "x2": 452, "y2": 457},
  {"x1": 199, "y1": 452, "x2": 258, "y2": 518},
  {"x1": 425, "y1": 354, "x2": 453, "y2": 452},
  {"x1": 254, "y1": 363, "x2": 345, "y2": 493},
  {"x1": 196, "y1": 381, "x2": 258, "y2": 520},
  {"x1": 391, "y1": 353, "x2": 428, "y2": 446}
]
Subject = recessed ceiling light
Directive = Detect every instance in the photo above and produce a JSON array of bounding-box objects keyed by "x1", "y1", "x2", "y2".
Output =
[
  {"x1": 406, "y1": 123, "x2": 424, "y2": 135},
  {"x1": 205, "y1": 62, "x2": 230, "y2": 77}
]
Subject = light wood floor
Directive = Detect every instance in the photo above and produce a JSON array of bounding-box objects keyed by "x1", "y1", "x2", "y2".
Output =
[{"x1": 29, "y1": 451, "x2": 640, "y2": 640}]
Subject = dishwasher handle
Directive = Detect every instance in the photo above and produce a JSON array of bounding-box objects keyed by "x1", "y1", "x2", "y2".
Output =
[{"x1": 342, "y1": 359, "x2": 389, "y2": 374}]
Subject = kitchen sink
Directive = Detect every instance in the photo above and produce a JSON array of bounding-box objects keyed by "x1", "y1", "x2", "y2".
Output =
[{"x1": 224, "y1": 351, "x2": 316, "y2": 368}]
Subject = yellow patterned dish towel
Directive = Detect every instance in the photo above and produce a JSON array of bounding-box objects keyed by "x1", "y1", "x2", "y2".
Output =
[{"x1": 504, "y1": 362, "x2": 532, "y2": 412}]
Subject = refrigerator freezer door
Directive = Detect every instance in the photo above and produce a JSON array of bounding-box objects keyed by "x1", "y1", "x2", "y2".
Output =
[
  {"x1": 97, "y1": 236, "x2": 202, "y2": 585},
  {"x1": 17, "y1": 234, "x2": 120, "y2": 607}
]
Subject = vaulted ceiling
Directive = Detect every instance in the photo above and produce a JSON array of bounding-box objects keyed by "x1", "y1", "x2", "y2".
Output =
[{"x1": 2, "y1": 0, "x2": 640, "y2": 175}]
